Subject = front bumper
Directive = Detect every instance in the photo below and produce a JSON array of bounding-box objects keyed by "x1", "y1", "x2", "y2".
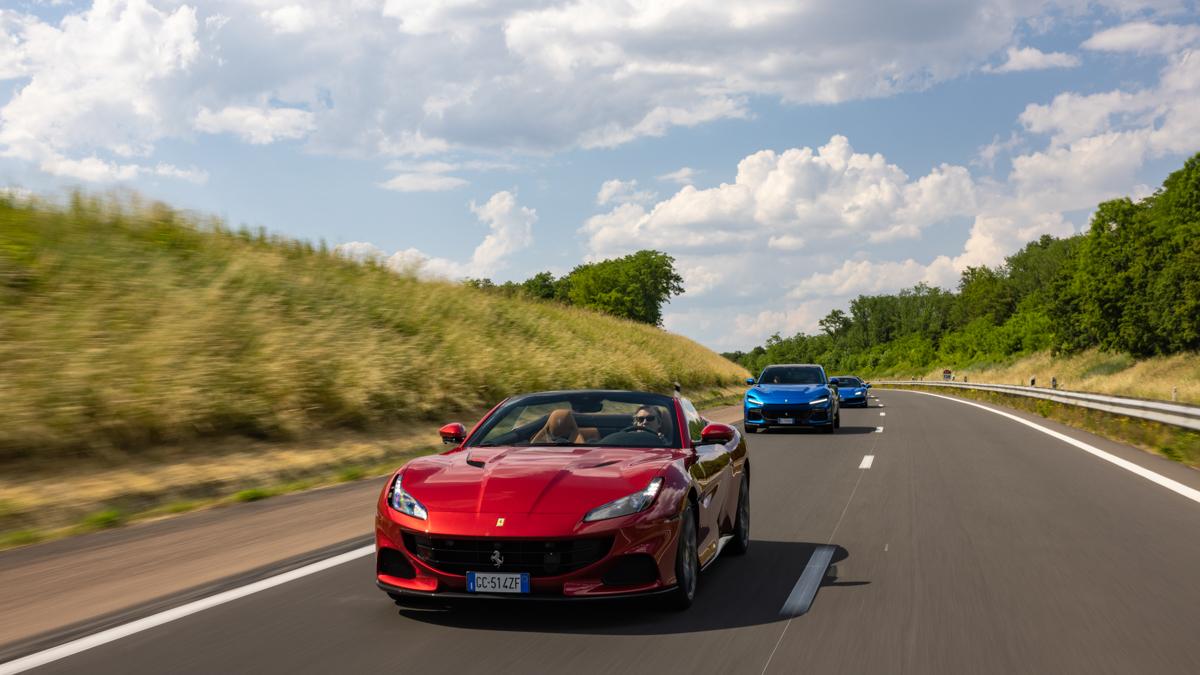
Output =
[
  {"x1": 375, "y1": 510, "x2": 683, "y2": 599},
  {"x1": 744, "y1": 404, "x2": 834, "y2": 428}
]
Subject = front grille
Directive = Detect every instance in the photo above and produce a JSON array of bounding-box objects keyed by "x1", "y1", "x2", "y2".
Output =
[
  {"x1": 760, "y1": 405, "x2": 815, "y2": 423},
  {"x1": 402, "y1": 533, "x2": 613, "y2": 577}
]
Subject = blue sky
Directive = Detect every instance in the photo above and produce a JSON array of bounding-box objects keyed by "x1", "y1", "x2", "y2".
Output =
[{"x1": 1, "y1": 0, "x2": 1198, "y2": 349}]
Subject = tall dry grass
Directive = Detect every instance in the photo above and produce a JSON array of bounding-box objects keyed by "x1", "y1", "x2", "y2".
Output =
[
  {"x1": 920, "y1": 349, "x2": 1200, "y2": 404},
  {"x1": 0, "y1": 193, "x2": 746, "y2": 462}
]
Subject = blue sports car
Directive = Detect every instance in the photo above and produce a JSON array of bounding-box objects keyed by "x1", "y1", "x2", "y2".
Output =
[
  {"x1": 743, "y1": 364, "x2": 840, "y2": 434},
  {"x1": 831, "y1": 375, "x2": 871, "y2": 407}
]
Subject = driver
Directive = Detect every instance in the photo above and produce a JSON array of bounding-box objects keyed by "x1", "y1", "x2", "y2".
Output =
[{"x1": 632, "y1": 405, "x2": 665, "y2": 438}]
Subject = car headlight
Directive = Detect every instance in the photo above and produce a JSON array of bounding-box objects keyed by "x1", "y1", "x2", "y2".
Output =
[
  {"x1": 745, "y1": 395, "x2": 763, "y2": 406},
  {"x1": 809, "y1": 397, "x2": 829, "y2": 406},
  {"x1": 388, "y1": 473, "x2": 428, "y2": 520},
  {"x1": 583, "y1": 478, "x2": 663, "y2": 522}
]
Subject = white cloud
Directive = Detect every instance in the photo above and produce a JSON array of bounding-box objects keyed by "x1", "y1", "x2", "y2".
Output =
[
  {"x1": 377, "y1": 158, "x2": 515, "y2": 192},
  {"x1": 658, "y1": 167, "x2": 699, "y2": 185},
  {"x1": 596, "y1": 179, "x2": 656, "y2": 206},
  {"x1": 467, "y1": 190, "x2": 537, "y2": 273},
  {"x1": 1, "y1": 1, "x2": 1190, "y2": 188},
  {"x1": 334, "y1": 241, "x2": 387, "y2": 262},
  {"x1": 379, "y1": 173, "x2": 468, "y2": 192},
  {"x1": 1082, "y1": 21, "x2": 1200, "y2": 54},
  {"x1": 0, "y1": 0, "x2": 200, "y2": 181},
  {"x1": 261, "y1": 6, "x2": 318, "y2": 34},
  {"x1": 338, "y1": 191, "x2": 535, "y2": 280},
  {"x1": 151, "y1": 163, "x2": 209, "y2": 184},
  {"x1": 582, "y1": 135, "x2": 977, "y2": 258},
  {"x1": 195, "y1": 105, "x2": 315, "y2": 144},
  {"x1": 985, "y1": 46, "x2": 1081, "y2": 73},
  {"x1": 790, "y1": 257, "x2": 960, "y2": 299}
]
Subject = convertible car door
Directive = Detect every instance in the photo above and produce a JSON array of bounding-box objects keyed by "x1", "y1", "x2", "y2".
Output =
[{"x1": 679, "y1": 397, "x2": 732, "y2": 565}]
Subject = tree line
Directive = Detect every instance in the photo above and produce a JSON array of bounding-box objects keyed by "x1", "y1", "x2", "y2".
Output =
[
  {"x1": 727, "y1": 152, "x2": 1200, "y2": 376},
  {"x1": 465, "y1": 249, "x2": 684, "y2": 327}
]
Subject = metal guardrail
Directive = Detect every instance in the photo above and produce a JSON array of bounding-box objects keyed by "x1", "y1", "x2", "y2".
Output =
[{"x1": 874, "y1": 380, "x2": 1200, "y2": 432}]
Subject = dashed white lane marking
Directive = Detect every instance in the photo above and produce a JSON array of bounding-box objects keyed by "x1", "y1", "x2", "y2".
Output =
[
  {"x1": 859, "y1": 455, "x2": 874, "y2": 469},
  {"x1": 779, "y1": 544, "x2": 836, "y2": 617},
  {"x1": 879, "y1": 412, "x2": 886, "y2": 416},
  {"x1": 0, "y1": 545, "x2": 376, "y2": 675},
  {"x1": 900, "y1": 390, "x2": 1200, "y2": 507},
  {"x1": 875, "y1": 426, "x2": 884, "y2": 433}
]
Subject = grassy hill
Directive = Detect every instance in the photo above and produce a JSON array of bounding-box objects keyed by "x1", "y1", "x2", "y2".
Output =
[
  {"x1": 0, "y1": 193, "x2": 747, "y2": 464},
  {"x1": 912, "y1": 349, "x2": 1200, "y2": 404}
]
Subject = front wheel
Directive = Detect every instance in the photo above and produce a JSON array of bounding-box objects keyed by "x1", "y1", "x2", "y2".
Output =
[{"x1": 666, "y1": 503, "x2": 698, "y2": 610}]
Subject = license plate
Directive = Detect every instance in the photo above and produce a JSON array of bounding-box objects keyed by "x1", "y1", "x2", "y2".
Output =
[
  {"x1": 467, "y1": 572, "x2": 530, "y2": 594},
  {"x1": 778, "y1": 417, "x2": 795, "y2": 424}
]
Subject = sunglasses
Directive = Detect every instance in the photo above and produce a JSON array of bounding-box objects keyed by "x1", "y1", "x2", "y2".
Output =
[{"x1": 633, "y1": 415, "x2": 656, "y2": 423}]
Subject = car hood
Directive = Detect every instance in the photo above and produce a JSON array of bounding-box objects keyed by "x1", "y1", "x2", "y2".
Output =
[
  {"x1": 402, "y1": 445, "x2": 678, "y2": 515},
  {"x1": 746, "y1": 384, "x2": 830, "y2": 402}
]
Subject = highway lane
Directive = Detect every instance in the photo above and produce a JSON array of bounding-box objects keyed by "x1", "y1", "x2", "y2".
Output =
[{"x1": 16, "y1": 391, "x2": 1200, "y2": 674}]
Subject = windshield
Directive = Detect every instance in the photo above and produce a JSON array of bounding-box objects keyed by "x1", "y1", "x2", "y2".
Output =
[
  {"x1": 758, "y1": 366, "x2": 825, "y2": 385},
  {"x1": 834, "y1": 376, "x2": 863, "y2": 387},
  {"x1": 468, "y1": 391, "x2": 679, "y2": 449}
]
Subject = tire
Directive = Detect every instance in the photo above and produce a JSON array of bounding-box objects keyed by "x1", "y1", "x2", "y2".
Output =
[
  {"x1": 727, "y1": 473, "x2": 750, "y2": 556},
  {"x1": 667, "y1": 502, "x2": 699, "y2": 610}
]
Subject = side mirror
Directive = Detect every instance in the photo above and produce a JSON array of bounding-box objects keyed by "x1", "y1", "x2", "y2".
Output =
[
  {"x1": 439, "y1": 422, "x2": 466, "y2": 445},
  {"x1": 865, "y1": 383, "x2": 872, "y2": 388},
  {"x1": 745, "y1": 377, "x2": 756, "y2": 385},
  {"x1": 699, "y1": 423, "x2": 736, "y2": 445}
]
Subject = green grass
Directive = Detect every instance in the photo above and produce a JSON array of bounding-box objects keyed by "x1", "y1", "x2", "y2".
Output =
[
  {"x1": 78, "y1": 508, "x2": 125, "y2": 531},
  {"x1": 0, "y1": 529, "x2": 41, "y2": 547},
  {"x1": 0, "y1": 192, "x2": 747, "y2": 463},
  {"x1": 232, "y1": 488, "x2": 272, "y2": 503}
]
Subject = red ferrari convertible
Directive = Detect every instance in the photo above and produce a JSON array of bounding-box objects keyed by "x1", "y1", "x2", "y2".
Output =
[{"x1": 375, "y1": 390, "x2": 749, "y2": 609}]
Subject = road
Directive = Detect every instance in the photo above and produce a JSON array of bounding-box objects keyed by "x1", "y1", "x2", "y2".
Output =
[{"x1": 7, "y1": 390, "x2": 1200, "y2": 674}]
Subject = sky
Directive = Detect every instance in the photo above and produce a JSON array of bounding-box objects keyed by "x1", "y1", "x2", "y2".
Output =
[{"x1": 0, "y1": 0, "x2": 1198, "y2": 351}]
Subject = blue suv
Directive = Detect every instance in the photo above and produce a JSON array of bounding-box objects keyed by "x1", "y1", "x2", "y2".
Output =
[{"x1": 743, "y1": 364, "x2": 840, "y2": 434}]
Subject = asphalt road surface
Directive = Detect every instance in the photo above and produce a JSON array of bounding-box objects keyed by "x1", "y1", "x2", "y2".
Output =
[{"x1": 9, "y1": 390, "x2": 1200, "y2": 674}]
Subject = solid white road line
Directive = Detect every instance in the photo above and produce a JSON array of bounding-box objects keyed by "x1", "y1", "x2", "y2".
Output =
[
  {"x1": 0, "y1": 545, "x2": 376, "y2": 675},
  {"x1": 780, "y1": 544, "x2": 836, "y2": 617},
  {"x1": 901, "y1": 390, "x2": 1200, "y2": 507},
  {"x1": 859, "y1": 455, "x2": 874, "y2": 469}
]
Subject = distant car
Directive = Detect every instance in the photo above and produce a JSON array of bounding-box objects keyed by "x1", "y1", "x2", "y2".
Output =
[
  {"x1": 831, "y1": 375, "x2": 870, "y2": 407},
  {"x1": 375, "y1": 390, "x2": 749, "y2": 610},
  {"x1": 743, "y1": 364, "x2": 840, "y2": 434}
]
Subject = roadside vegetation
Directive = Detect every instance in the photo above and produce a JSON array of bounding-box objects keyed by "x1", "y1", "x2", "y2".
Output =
[
  {"x1": 0, "y1": 192, "x2": 746, "y2": 546},
  {"x1": 0, "y1": 192, "x2": 745, "y2": 462},
  {"x1": 727, "y1": 152, "x2": 1200, "y2": 399},
  {"x1": 465, "y1": 249, "x2": 685, "y2": 327}
]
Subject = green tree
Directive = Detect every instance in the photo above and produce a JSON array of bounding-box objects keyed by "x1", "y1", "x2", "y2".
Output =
[{"x1": 563, "y1": 250, "x2": 684, "y2": 325}]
